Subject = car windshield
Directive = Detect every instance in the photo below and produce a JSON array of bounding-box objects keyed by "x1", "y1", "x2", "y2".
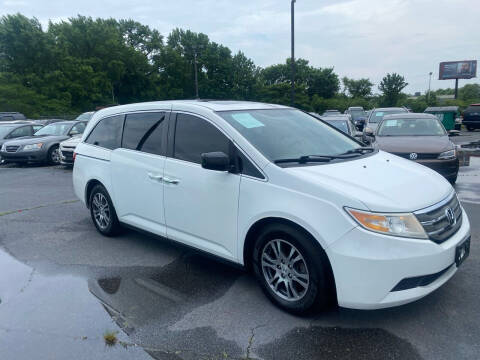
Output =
[
  {"x1": 325, "y1": 120, "x2": 349, "y2": 134},
  {"x1": 0, "y1": 126, "x2": 15, "y2": 138},
  {"x1": 218, "y1": 109, "x2": 361, "y2": 165},
  {"x1": 76, "y1": 112, "x2": 94, "y2": 121},
  {"x1": 350, "y1": 110, "x2": 365, "y2": 120},
  {"x1": 377, "y1": 117, "x2": 447, "y2": 136},
  {"x1": 369, "y1": 109, "x2": 407, "y2": 123},
  {"x1": 34, "y1": 123, "x2": 71, "y2": 136}
]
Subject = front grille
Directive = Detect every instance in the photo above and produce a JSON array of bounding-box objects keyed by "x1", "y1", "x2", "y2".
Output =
[
  {"x1": 392, "y1": 152, "x2": 439, "y2": 160},
  {"x1": 415, "y1": 193, "x2": 462, "y2": 244},
  {"x1": 5, "y1": 145, "x2": 20, "y2": 153},
  {"x1": 61, "y1": 150, "x2": 73, "y2": 160}
]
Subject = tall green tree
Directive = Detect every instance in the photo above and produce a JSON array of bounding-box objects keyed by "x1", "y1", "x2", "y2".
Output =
[
  {"x1": 342, "y1": 77, "x2": 373, "y2": 98},
  {"x1": 379, "y1": 73, "x2": 408, "y2": 106}
]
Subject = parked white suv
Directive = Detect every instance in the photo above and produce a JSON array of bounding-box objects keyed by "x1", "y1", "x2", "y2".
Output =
[{"x1": 73, "y1": 100, "x2": 471, "y2": 313}]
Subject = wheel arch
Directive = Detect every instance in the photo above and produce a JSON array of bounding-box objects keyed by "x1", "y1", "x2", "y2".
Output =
[
  {"x1": 85, "y1": 179, "x2": 105, "y2": 209},
  {"x1": 242, "y1": 217, "x2": 337, "y2": 303}
]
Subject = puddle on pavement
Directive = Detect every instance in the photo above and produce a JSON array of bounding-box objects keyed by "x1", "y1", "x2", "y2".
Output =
[{"x1": 256, "y1": 326, "x2": 422, "y2": 360}]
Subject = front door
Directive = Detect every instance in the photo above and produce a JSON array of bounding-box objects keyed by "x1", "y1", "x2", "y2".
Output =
[
  {"x1": 111, "y1": 111, "x2": 169, "y2": 236},
  {"x1": 163, "y1": 113, "x2": 240, "y2": 261}
]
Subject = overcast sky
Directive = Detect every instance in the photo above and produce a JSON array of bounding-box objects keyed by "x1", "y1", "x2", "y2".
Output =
[{"x1": 2, "y1": 0, "x2": 479, "y2": 94}]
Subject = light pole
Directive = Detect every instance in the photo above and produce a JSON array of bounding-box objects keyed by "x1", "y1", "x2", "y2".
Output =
[
  {"x1": 291, "y1": 0, "x2": 296, "y2": 107},
  {"x1": 427, "y1": 71, "x2": 433, "y2": 103}
]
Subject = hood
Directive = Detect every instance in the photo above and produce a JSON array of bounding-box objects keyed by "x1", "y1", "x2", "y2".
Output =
[
  {"x1": 61, "y1": 135, "x2": 82, "y2": 147},
  {"x1": 374, "y1": 135, "x2": 453, "y2": 154},
  {"x1": 3, "y1": 135, "x2": 70, "y2": 146},
  {"x1": 285, "y1": 151, "x2": 452, "y2": 213}
]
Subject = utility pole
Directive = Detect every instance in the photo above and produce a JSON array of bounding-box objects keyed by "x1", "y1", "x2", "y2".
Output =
[
  {"x1": 454, "y1": 78, "x2": 459, "y2": 99},
  {"x1": 427, "y1": 71, "x2": 432, "y2": 103},
  {"x1": 291, "y1": 0, "x2": 296, "y2": 107},
  {"x1": 194, "y1": 50, "x2": 199, "y2": 99}
]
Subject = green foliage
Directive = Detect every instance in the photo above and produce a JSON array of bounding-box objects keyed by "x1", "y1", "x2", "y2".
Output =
[
  {"x1": 379, "y1": 73, "x2": 408, "y2": 107},
  {"x1": 342, "y1": 77, "x2": 374, "y2": 98}
]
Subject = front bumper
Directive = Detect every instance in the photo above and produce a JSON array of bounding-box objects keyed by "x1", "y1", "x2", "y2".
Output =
[
  {"x1": 0, "y1": 150, "x2": 48, "y2": 163},
  {"x1": 60, "y1": 148, "x2": 74, "y2": 165},
  {"x1": 327, "y1": 209, "x2": 470, "y2": 310},
  {"x1": 416, "y1": 158, "x2": 459, "y2": 180}
]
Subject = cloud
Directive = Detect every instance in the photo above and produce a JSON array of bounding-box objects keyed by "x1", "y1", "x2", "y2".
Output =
[{"x1": 0, "y1": 0, "x2": 479, "y2": 93}]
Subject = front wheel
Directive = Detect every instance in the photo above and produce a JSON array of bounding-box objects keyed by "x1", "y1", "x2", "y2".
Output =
[
  {"x1": 47, "y1": 145, "x2": 61, "y2": 165},
  {"x1": 89, "y1": 184, "x2": 121, "y2": 236},
  {"x1": 252, "y1": 224, "x2": 332, "y2": 314}
]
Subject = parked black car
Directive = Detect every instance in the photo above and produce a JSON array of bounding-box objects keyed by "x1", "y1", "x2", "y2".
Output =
[
  {"x1": 463, "y1": 104, "x2": 480, "y2": 131},
  {"x1": 0, "y1": 121, "x2": 87, "y2": 165},
  {"x1": 0, "y1": 112, "x2": 27, "y2": 122}
]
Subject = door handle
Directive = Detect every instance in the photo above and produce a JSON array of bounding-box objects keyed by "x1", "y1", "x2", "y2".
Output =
[
  {"x1": 148, "y1": 173, "x2": 163, "y2": 182},
  {"x1": 163, "y1": 176, "x2": 180, "y2": 185}
]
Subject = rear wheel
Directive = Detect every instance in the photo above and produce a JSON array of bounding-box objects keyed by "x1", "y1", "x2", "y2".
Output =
[
  {"x1": 252, "y1": 224, "x2": 332, "y2": 314},
  {"x1": 89, "y1": 184, "x2": 121, "y2": 236}
]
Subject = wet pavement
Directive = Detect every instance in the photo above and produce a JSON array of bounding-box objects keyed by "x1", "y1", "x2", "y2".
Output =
[{"x1": 0, "y1": 132, "x2": 479, "y2": 360}]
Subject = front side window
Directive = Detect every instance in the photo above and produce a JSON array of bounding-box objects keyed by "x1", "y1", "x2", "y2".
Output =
[
  {"x1": 122, "y1": 112, "x2": 166, "y2": 156},
  {"x1": 174, "y1": 113, "x2": 230, "y2": 164},
  {"x1": 70, "y1": 122, "x2": 86, "y2": 135},
  {"x1": 85, "y1": 115, "x2": 124, "y2": 150},
  {"x1": 218, "y1": 109, "x2": 360, "y2": 164},
  {"x1": 35, "y1": 123, "x2": 72, "y2": 136},
  {"x1": 377, "y1": 118, "x2": 447, "y2": 136},
  {"x1": 0, "y1": 126, "x2": 15, "y2": 138}
]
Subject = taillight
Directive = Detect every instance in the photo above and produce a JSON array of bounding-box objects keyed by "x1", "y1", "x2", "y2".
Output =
[{"x1": 73, "y1": 152, "x2": 77, "y2": 162}]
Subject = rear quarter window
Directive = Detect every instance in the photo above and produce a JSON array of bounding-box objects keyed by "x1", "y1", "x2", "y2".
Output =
[{"x1": 85, "y1": 115, "x2": 124, "y2": 150}]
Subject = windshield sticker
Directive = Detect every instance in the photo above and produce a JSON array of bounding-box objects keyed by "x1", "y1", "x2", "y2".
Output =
[
  {"x1": 384, "y1": 119, "x2": 397, "y2": 126},
  {"x1": 375, "y1": 112, "x2": 384, "y2": 116},
  {"x1": 232, "y1": 113, "x2": 265, "y2": 129}
]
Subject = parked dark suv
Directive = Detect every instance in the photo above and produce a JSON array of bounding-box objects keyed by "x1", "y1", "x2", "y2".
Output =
[
  {"x1": 0, "y1": 112, "x2": 27, "y2": 122},
  {"x1": 463, "y1": 104, "x2": 480, "y2": 131}
]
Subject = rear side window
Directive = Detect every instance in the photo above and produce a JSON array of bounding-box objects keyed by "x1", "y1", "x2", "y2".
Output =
[
  {"x1": 174, "y1": 113, "x2": 230, "y2": 164},
  {"x1": 122, "y1": 112, "x2": 166, "y2": 156},
  {"x1": 85, "y1": 115, "x2": 124, "y2": 150}
]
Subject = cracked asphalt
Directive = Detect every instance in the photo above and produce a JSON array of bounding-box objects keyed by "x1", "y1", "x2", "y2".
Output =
[{"x1": 0, "y1": 131, "x2": 479, "y2": 360}]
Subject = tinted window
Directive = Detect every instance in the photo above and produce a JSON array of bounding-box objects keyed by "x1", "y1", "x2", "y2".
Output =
[
  {"x1": 174, "y1": 113, "x2": 230, "y2": 164},
  {"x1": 85, "y1": 115, "x2": 124, "y2": 150},
  {"x1": 369, "y1": 109, "x2": 407, "y2": 123},
  {"x1": 378, "y1": 118, "x2": 446, "y2": 136},
  {"x1": 10, "y1": 126, "x2": 32, "y2": 138},
  {"x1": 237, "y1": 150, "x2": 264, "y2": 179},
  {"x1": 122, "y1": 112, "x2": 166, "y2": 155}
]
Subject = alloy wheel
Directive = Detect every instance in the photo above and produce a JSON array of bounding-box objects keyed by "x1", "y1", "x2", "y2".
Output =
[
  {"x1": 261, "y1": 239, "x2": 310, "y2": 301},
  {"x1": 92, "y1": 193, "x2": 111, "y2": 230}
]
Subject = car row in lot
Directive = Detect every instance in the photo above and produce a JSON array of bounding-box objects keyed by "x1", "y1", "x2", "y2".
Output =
[
  {"x1": 70, "y1": 100, "x2": 469, "y2": 314},
  {"x1": 0, "y1": 111, "x2": 94, "y2": 165}
]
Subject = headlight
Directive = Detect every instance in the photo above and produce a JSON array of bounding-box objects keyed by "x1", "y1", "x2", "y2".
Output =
[
  {"x1": 438, "y1": 149, "x2": 456, "y2": 160},
  {"x1": 22, "y1": 143, "x2": 43, "y2": 151},
  {"x1": 346, "y1": 208, "x2": 428, "y2": 239}
]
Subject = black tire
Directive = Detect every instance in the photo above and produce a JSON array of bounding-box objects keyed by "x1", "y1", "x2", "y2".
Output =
[
  {"x1": 47, "y1": 145, "x2": 60, "y2": 165},
  {"x1": 89, "y1": 184, "x2": 121, "y2": 236},
  {"x1": 467, "y1": 126, "x2": 475, "y2": 132},
  {"x1": 252, "y1": 223, "x2": 332, "y2": 314}
]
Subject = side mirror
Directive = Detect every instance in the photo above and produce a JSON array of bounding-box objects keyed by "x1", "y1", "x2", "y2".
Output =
[
  {"x1": 201, "y1": 152, "x2": 230, "y2": 172},
  {"x1": 364, "y1": 127, "x2": 374, "y2": 136}
]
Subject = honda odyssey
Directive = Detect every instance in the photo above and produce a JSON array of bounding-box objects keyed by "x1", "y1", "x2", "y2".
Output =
[{"x1": 73, "y1": 100, "x2": 471, "y2": 313}]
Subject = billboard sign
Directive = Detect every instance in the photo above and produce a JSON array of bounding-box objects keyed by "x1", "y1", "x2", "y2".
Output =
[{"x1": 439, "y1": 60, "x2": 477, "y2": 80}]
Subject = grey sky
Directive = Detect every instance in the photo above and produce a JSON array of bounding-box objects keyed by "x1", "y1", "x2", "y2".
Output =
[{"x1": 1, "y1": 0, "x2": 479, "y2": 94}]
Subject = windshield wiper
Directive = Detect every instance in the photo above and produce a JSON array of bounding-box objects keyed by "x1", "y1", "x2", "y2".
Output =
[
  {"x1": 339, "y1": 147, "x2": 375, "y2": 155},
  {"x1": 274, "y1": 154, "x2": 349, "y2": 164}
]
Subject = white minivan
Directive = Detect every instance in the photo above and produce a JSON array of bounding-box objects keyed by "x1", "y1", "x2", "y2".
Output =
[{"x1": 73, "y1": 100, "x2": 471, "y2": 313}]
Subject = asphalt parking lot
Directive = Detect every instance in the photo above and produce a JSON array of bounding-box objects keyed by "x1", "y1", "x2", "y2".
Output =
[{"x1": 0, "y1": 132, "x2": 479, "y2": 360}]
